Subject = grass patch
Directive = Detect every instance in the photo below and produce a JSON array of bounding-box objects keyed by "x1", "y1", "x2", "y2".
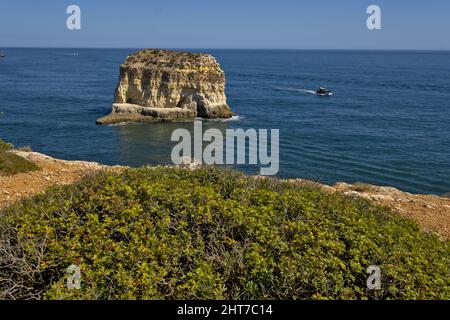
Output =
[
  {"x1": 0, "y1": 139, "x2": 14, "y2": 151},
  {"x1": 351, "y1": 182, "x2": 378, "y2": 193},
  {"x1": 0, "y1": 166, "x2": 448, "y2": 300},
  {"x1": 0, "y1": 139, "x2": 39, "y2": 176}
]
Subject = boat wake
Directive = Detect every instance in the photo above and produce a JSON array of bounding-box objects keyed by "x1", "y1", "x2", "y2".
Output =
[
  {"x1": 273, "y1": 87, "x2": 332, "y2": 96},
  {"x1": 302, "y1": 89, "x2": 319, "y2": 95}
]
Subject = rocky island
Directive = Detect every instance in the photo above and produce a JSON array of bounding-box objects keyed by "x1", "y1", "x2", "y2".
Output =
[{"x1": 96, "y1": 49, "x2": 233, "y2": 124}]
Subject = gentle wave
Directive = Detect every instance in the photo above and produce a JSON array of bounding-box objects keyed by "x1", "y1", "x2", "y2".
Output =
[
  {"x1": 107, "y1": 122, "x2": 131, "y2": 127},
  {"x1": 106, "y1": 115, "x2": 243, "y2": 126}
]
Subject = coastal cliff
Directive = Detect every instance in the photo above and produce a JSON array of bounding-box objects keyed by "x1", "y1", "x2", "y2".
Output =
[
  {"x1": 1, "y1": 150, "x2": 449, "y2": 300},
  {"x1": 96, "y1": 49, "x2": 233, "y2": 124},
  {"x1": 2, "y1": 149, "x2": 449, "y2": 239}
]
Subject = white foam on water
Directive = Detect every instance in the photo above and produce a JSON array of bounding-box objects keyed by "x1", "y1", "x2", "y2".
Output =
[
  {"x1": 273, "y1": 87, "x2": 332, "y2": 96},
  {"x1": 107, "y1": 122, "x2": 131, "y2": 127},
  {"x1": 303, "y1": 89, "x2": 317, "y2": 95},
  {"x1": 220, "y1": 115, "x2": 242, "y2": 122},
  {"x1": 106, "y1": 115, "x2": 242, "y2": 126},
  {"x1": 197, "y1": 115, "x2": 243, "y2": 122},
  {"x1": 273, "y1": 86, "x2": 303, "y2": 93}
]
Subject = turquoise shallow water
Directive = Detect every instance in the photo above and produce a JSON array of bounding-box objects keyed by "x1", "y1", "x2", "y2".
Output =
[{"x1": 1, "y1": 49, "x2": 450, "y2": 194}]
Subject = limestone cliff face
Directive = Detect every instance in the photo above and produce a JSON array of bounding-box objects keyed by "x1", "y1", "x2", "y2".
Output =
[{"x1": 96, "y1": 49, "x2": 233, "y2": 124}]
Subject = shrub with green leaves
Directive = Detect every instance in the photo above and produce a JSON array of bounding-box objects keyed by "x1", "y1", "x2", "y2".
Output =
[
  {"x1": 0, "y1": 166, "x2": 448, "y2": 300},
  {"x1": 0, "y1": 138, "x2": 14, "y2": 152},
  {"x1": 0, "y1": 139, "x2": 38, "y2": 176}
]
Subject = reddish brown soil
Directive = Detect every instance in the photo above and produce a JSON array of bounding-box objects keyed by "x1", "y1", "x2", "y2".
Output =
[{"x1": 0, "y1": 151, "x2": 121, "y2": 209}]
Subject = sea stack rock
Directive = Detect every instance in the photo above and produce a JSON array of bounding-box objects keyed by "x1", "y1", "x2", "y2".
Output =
[{"x1": 96, "y1": 49, "x2": 233, "y2": 124}]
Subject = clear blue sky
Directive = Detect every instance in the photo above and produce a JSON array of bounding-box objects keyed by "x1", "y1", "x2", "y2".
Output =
[{"x1": 1, "y1": 0, "x2": 449, "y2": 49}]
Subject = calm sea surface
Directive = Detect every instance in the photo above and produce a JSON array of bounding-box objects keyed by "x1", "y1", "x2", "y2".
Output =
[{"x1": 1, "y1": 49, "x2": 449, "y2": 194}]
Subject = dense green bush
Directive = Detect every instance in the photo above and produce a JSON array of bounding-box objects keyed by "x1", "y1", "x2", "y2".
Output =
[
  {"x1": 0, "y1": 139, "x2": 38, "y2": 176},
  {"x1": 0, "y1": 138, "x2": 14, "y2": 151},
  {"x1": 0, "y1": 166, "x2": 448, "y2": 300}
]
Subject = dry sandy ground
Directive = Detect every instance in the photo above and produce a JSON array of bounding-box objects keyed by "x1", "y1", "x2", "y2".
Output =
[
  {"x1": 331, "y1": 182, "x2": 450, "y2": 240},
  {"x1": 291, "y1": 179, "x2": 450, "y2": 240},
  {"x1": 0, "y1": 150, "x2": 121, "y2": 209},
  {"x1": 1, "y1": 151, "x2": 449, "y2": 240}
]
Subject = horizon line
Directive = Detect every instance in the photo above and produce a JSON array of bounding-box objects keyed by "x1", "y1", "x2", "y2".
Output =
[{"x1": 1, "y1": 46, "x2": 450, "y2": 52}]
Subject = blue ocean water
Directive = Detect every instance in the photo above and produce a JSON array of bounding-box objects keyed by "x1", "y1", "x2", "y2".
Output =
[{"x1": 1, "y1": 49, "x2": 450, "y2": 194}]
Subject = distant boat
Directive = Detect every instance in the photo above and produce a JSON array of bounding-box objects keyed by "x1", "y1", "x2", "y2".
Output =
[
  {"x1": 0, "y1": 53, "x2": 5, "y2": 58},
  {"x1": 315, "y1": 87, "x2": 333, "y2": 96}
]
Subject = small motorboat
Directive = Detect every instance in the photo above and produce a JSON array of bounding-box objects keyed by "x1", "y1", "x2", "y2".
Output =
[
  {"x1": 0, "y1": 53, "x2": 5, "y2": 58},
  {"x1": 316, "y1": 87, "x2": 332, "y2": 96}
]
